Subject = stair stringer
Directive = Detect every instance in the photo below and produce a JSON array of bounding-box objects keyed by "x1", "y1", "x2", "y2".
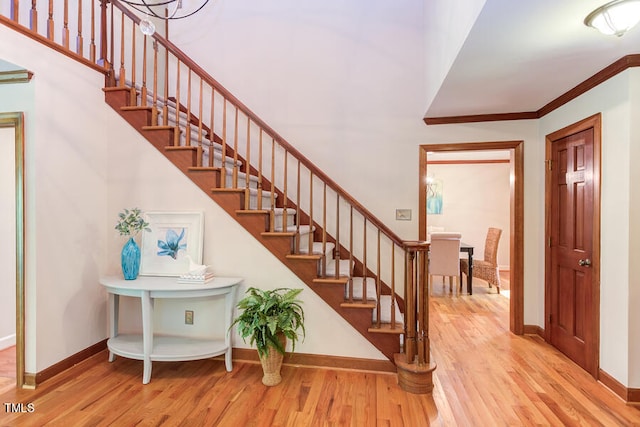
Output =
[{"x1": 103, "y1": 86, "x2": 402, "y2": 362}]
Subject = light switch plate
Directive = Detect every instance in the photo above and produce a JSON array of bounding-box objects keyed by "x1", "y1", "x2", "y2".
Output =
[{"x1": 185, "y1": 310, "x2": 194, "y2": 325}]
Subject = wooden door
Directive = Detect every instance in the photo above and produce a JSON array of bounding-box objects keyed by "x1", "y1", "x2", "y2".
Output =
[{"x1": 547, "y1": 125, "x2": 598, "y2": 377}]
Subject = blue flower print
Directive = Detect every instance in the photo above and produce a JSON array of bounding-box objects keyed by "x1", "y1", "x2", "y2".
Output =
[{"x1": 157, "y1": 228, "x2": 187, "y2": 259}]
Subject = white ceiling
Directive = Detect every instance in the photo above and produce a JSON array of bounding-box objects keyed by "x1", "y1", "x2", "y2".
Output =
[{"x1": 425, "y1": 0, "x2": 640, "y2": 119}]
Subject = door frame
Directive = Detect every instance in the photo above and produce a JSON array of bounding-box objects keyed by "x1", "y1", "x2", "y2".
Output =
[
  {"x1": 419, "y1": 140, "x2": 524, "y2": 335},
  {"x1": 544, "y1": 113, "x2": 601, "y2": 378},
  {"x1": 0, "y1": 112, "x2": 25, "y2": 388}
]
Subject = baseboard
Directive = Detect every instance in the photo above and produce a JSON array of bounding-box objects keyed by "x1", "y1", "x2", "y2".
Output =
[
  {"x1": 34, "y1": 339, "x2": 107, "y2": 386},
  {"x1": 523, "y1": 324, "x2": 544, "y2": 338},
  {"x1": 227, "y1": 348, "x2": 397, "y2": 373},
  {"x1": 0, "y1": 334, "x2": 16, "y2": 350},
  {"x1": 599, "y1": 369, "x2": 640, "y2": 404},
  {"x1": 29, "y1": 340, "x2": 394, "y2": 388}
]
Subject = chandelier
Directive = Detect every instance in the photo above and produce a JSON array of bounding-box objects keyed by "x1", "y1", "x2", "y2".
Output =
[{"x1": 119, "y1": 0, "x2": 211, "y2": 35}]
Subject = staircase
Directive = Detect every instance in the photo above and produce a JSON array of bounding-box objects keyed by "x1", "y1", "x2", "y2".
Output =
[
  {"x1": 103, "y1": 85, "x2": 405, "y2": 361},
  {"x1": 1, "y1": 0, "x2": 435, "y2": 393}
]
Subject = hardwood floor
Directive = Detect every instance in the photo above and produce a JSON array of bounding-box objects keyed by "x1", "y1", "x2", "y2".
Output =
[
  {"x1": 0, "y1": 346, "x2": 16, "y2": 379},
  {"x1": 1, "y1": 283, "x2": 639, "y2": 426}
]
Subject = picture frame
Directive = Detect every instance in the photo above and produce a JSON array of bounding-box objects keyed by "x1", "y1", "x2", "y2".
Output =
[
  {"x1": 426, "y1": 178, "x2": 444, "y2": 215},
  {"x1": 140, "y1": 211, "x2": 204, "y2": 276}
]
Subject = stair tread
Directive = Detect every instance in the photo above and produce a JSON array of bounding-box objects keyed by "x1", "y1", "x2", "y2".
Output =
[
  {"x1": 285, "y1": 254, "x2": 323, "y2": 260},
  {"x1": 236, "y1": 209, "x2": 270, "y2": 215},
  {"x1": 189, "y1": 166, "x2": 221, "y2": 172},
  {"x1": 274, "y1": 224, "x2": 314, "y2": 233},
  {"x1": 261, "y1": 231, "x2": 297, "y2": 237},
  {"x1": 368, "y1": 324, "x2": 404, "y2": 334},
  {"x1": 103, "y1": 86, "x2": 134, "y2": 93},
  {"x1": 142, "y1": 125, "x2": 178, "y2": 131},
  {"x1": 166, "y1": 146, "x2": 196, "y2": 151},
  {"x1": 313, "y1": 277, "x2": 350, "y2": 285},
  {"x1": 213, "y1": 187, "x2": 274, "y2": 196},
  {"x1": 341, "y1": 301, "x2": 377, "y2": 309},
  {"x1": 212, "y1": 187, "x2": 244, "y2": 193},
  {"x1": 121, "y1": 105, "x2": 154, "y2": 112}
]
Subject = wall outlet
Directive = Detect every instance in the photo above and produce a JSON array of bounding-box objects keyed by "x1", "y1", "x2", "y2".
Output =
[{"x1": 185, "y1": 310, "x2": 194, "y2": 325}]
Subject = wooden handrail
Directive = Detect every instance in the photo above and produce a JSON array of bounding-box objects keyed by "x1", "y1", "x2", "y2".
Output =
[{"x1": 108, "y1": 0, "x2": 405, "y2": 248}]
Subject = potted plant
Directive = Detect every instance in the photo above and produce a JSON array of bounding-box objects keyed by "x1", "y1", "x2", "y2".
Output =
[
  {"x1": 230, "y1": 287, "x2": 305, "y2": 386},
  {"x1": 115, "y1": 208, "x2": 150, "y2": 280}
]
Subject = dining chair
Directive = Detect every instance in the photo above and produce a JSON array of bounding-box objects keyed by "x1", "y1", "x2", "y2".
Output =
[
  {"x1": 460, "y1": 227, "x2": 502, "y2": 293},
  {"x1": 426, "y1": 225, "x2": 445, "y2": 241},
  {"x1": 428, "y1": 232, "x2": 462, "y2": 294}
]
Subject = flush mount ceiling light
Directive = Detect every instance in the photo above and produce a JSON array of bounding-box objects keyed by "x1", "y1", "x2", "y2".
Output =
[
  {"x1": 119, "y1": 0, "x2": 210, "y2": 35},
  {"x1": 584, "y1": 0, "x2": 640, "y2": 36}
]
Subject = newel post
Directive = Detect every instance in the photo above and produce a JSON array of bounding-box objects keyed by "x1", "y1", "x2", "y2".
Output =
[{"x1": 394, "y1": 240, "x2": 436, "y2": 394}]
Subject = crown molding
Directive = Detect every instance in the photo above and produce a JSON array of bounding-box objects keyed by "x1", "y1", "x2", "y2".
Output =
[{"x1": 424, "y1": 54, "x2": 640, "y2": 126}]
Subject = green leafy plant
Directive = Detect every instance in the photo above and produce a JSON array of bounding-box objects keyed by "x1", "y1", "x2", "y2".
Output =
[
  {"x1": 115, "y1": 208, "x2": 150, "y2": 237},
  {"x1": 230, "y1": 287, "x2": 305, "y2": 358}
]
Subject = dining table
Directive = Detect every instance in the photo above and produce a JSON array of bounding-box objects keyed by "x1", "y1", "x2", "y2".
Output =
[{"x1": 460, "y1": 242, "x2": 474, "y2": 295}]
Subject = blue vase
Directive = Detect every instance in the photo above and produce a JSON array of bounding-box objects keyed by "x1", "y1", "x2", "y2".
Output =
[{"x1": 121, "y1": 237, "x2": 141, "y2": 280}]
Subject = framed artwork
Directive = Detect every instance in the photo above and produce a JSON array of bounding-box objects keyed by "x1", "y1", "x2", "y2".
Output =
[
  {"x1": 140, "y1": 211, "x2": 204, "y2": 276},
  {"x1": 426, "y1": 178, "x2": 444, "y2": 215}
]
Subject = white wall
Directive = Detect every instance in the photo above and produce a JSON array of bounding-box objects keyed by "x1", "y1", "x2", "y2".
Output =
[
  {"x1": 0, "y1": 25, "x2": 110, "y2": 372},
  {"x1": 0, "y1": 126, "x2": 16, "y2": 349},
  {"x1": 426, "y1": 162, "x2": 511, "y2": 268}
]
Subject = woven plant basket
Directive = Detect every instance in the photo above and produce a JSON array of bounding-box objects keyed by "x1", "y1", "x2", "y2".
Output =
[{"x1": 259, "y1": 334, "x2": 286, "y2": 386}]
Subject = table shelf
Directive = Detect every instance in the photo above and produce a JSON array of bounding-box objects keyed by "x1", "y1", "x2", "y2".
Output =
[{"x1": 108, "y1": 334, "x2": 229, "y2": 362}]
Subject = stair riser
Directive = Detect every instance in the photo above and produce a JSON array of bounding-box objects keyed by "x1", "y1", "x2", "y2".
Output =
[
  {"x1": 326, "y1": 259, "x2": 353, "y2": 277},
  {"x1": 224, "y1": 173, "x2": 258, "y2": 190},
  {"x1": 374, "y1": 295, "x2": 404, "y2": 325},
  {"x1": 345, "y1": 278, "x2": 377, "y2": 301},
  {"x1": 273, "y1": 212, "x2": 296, "y2": 229},
  {"x1": 247, "y1": 193, "x2": 275, "y2": 210},
  {"x1": 203, "y1": 152, "x2": 240, "y2": 170}
]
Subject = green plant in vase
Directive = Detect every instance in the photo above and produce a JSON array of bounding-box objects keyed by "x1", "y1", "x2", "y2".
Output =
[
  {"x1": 230, "y1": 287, "x2": 305, "y2": 386},
  {"x1": 115, "y1": 208, "x2": 150, "y2": 280}
]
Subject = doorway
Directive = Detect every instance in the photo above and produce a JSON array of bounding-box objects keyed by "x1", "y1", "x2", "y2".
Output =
[
  {"x1": 0, "y1": 112, "x2": 25, "y2": 388},
  {"x1": 545, "y1": 114, "x2": 601, "y2": 377},
  {"x1": 419, "y1": 141, "x2": 524, "y2": 334}
]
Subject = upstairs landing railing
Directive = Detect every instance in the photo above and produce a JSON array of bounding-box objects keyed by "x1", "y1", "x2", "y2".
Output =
[{"x1": 0, "y1": 0, "x2": 433, "y2": 389}]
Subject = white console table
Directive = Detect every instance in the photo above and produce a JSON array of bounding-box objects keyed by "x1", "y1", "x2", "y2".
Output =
[{"x1": 100, "y1": 275, "x2": 242, "y2": 384}]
